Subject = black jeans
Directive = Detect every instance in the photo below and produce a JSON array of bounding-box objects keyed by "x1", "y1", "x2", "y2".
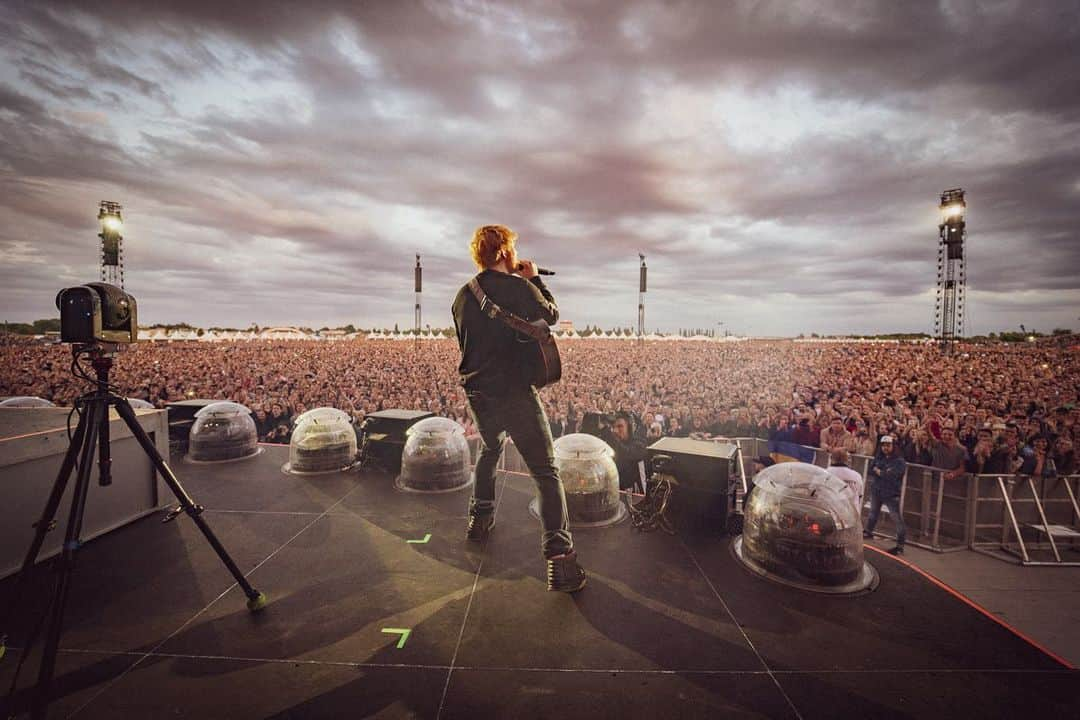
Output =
[
  {"x1": 466, "y1": 386, "x2": 573, "y2": 558},
  {"x1": 865, "y1": 489, "x2": 906, "y2": 548}
]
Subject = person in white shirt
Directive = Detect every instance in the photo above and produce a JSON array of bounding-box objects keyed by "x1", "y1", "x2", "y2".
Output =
[{"x1": 826, "y1": 447, "x2": 864, "y2": 516}]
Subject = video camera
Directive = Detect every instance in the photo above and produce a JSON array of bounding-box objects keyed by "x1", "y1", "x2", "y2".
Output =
[
  {"x1": 580, "y1": 410, "x2": 647, "y2": 442},
  {"x1": 55, "y1": 282, "x2": 138, "y2": 344}
]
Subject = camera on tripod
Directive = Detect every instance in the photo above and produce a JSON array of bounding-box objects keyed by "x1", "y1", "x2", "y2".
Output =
[
  {"x1": 0, "y1": 285, "x2": 266, "y2": 719},
  {"x1": 55, "y1": 282, "x2": 138, "y2": 344}
]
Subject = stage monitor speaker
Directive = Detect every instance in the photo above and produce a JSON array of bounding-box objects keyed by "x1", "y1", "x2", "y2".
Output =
[
  {"x1": 166, "y1": 398, "x2": 228, "y2": 450},
  {"x1": 646, "y1": 437, "x2": 740, "y2": 531},
  {"x1": 360, "y1": 409, "x2": 434, "y2": 473}
]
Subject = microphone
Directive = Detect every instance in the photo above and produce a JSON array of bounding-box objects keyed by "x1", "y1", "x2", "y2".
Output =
[{"x1": 517, "y1": 263, "x2": 555, "y2": 276}]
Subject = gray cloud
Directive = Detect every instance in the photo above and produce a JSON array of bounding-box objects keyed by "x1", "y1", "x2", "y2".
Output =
[{"x1": 0, "y1": 0, "x2": 1077, "y2": 334}]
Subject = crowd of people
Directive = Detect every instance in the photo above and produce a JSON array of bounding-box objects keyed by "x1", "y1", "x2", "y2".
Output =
[{"x1": 1, "y1": 334, "x2": 1076, "y2": 476}]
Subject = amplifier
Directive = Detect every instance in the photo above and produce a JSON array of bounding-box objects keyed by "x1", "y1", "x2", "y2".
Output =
[
  {"x1": 646, "y1": 437, "x2": 741, "y2": 531},
  {"x1": 360, "y1": 409, "x2": 434, "y2": 473}
]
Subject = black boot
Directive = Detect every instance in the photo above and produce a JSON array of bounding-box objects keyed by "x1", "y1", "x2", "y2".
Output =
[
  {"x1": 888, "y1": 545, "x2": 904, "y2": 556},
  {"x1": 546, "y1": 551, "x2": 586, "y2": 593},
  {"x1": 862, "y1": 530, "x2": 874, "y2": 539},
  {"x1": 466, "y1": 514, "x2": 494, "y2": 541}
]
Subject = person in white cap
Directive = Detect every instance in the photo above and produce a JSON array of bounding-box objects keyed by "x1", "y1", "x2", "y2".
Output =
[{"x1": 864, "y1": 435, "x2": 908, "y2": 555}]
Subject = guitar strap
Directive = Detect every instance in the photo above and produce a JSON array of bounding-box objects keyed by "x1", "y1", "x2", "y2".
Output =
[{"x1": 467, "y1": 276, "x2": 551, "y2": 341}]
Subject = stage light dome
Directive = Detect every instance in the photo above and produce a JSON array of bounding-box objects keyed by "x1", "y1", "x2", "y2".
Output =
[
  {"x1": 0, "y1": 396, "x2": 57, "y2": 408},
  {"x1": 188, "y1": 401, "x2": 259, "y2": 462},
  {"x1": 284, "y1": 407, "x2": 357, "y2": 474},
  {"x1": 734, "y1": 461, "x2": 877, "y2": 594},
  {"x1": 396, "y1": 417, "x2": 472, "y2": 492},
  {"x1": 530, "y1": 433, "x2": 626, "y2": 528}
]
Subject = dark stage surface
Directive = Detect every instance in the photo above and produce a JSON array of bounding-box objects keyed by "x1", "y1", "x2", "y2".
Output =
[{"x1": 1, "y1": 444, "x2": 1074, "y2": 719}]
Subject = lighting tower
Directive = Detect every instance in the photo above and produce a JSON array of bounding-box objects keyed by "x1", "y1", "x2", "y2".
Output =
[
  {"x1": 98, "y1": 201, "x2": 124, "y2": 288},
  {"x1": 935, "y1": 188, "x2": 967, "y2": 354},
  {"x1": 638, "y1": 253, "x2": 647, "y2": 342},
  {"x1": 414, "y1": 254, "x2": 422, "y2": 335}
]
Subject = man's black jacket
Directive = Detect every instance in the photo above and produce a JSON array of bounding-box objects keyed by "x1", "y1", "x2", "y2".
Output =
[{"x1": 452, "y1": 269, "x2": 558, "y2": 394}]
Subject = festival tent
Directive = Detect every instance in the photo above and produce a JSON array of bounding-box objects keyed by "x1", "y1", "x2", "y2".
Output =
[
  {"x1": 258, "y1": 327, "x2": 312, "y2": 341},
  {"x1": 138, "y1": 327, "x2": 170, "y2": 341}
]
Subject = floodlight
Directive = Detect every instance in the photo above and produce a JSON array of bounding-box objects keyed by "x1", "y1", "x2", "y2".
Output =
[
  {"x1": 934, "y1": 188, "x2": 967, "y2": 355},
  {"x1": 101, "y1": 215, "x2": 123, "y2": 233}
]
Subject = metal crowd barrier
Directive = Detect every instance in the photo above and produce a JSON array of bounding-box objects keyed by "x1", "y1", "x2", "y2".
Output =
[{"x1": 970, "y1": 474, "x2": 1080, "y2": 566}]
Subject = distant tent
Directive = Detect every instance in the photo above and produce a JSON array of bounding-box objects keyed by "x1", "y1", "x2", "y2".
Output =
[
  {"x1": 138, "y1": 327, "x2": 169, "y2": 341},
  {"x1": 259, "y1": 327, "x2": 311, "y2": 340}
]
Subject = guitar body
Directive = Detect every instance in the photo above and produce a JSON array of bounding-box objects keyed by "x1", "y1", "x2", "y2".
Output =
[{"x1": 526, "y1": 320, "x2": 562, "y2": 389}]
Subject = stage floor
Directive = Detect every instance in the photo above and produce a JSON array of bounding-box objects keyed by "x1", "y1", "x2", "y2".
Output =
[{"x1": 1, "y1": 444, "x2": 1075, "y2": 719}]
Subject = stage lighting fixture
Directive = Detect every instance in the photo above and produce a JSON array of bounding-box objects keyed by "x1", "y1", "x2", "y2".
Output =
[
  {"x1": 735, "y1": 462, "x2": 877, "y2": 594},
  {"x1": 941, "y1": 204, "x2": 964, "y2": 219},
  {"x1": 285, "y1": 407, "x2": 357, "y2": 474},
  {"x1": 396, "y1": 417, "x2": 472, "y2": 492},
  {"x1": 101, "y1": 214, "x2": 123, "y2": 233},
  {"x1": 188, "y1": 401, "x2": 259, "y2": 462},
  {"x1": 535, "y1": 433, "x2": 625, "y2": 527}
]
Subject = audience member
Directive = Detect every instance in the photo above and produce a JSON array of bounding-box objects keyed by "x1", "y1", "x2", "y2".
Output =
[
  {"x1": 864, "y1": 436, "x2": 908, "y2": 555},
  {"x1": 826, "y1": 448, "x2": 864, "y2": 514},
  {"x1": 931, "y1": 427, "x2": 969, "y2": 482}
]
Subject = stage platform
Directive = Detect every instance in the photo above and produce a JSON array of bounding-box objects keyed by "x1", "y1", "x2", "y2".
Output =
[{"x1": 1, "y1": 444, "x2": 1075, "y2": 719}]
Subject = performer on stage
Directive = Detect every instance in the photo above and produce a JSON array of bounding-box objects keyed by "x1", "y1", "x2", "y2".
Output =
[{"x1": 451, "y1": 224, "x2": 585, "y2": 592}]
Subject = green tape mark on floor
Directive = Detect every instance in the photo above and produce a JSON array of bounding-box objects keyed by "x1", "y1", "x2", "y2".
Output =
[
  {"x1": 381, "y1": 627, "x2": 411, "y2": 649},
  {"x1": 406, "y1": 533, "x2": 432, "y2": 544}
]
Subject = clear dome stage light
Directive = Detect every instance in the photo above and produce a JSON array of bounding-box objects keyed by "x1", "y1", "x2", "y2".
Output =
[
  {"x1": 187, "y1": 401, "x2": 259, "y2": 463},
  {"x1": 283, "y1": 407, "x2": 357, "y2": 475},
  {"x1": 734, "y1": 462, "x2": 878, "y2": 595},
  {"x1": 529, "y1": 433, "x2": 627, "y2": 528},
  {"x1": 395, "y1": 417, "x2": 473, "y2": 493},
  {"x1": 0, "y1": 396, "x2": 57, "y2": 408}
]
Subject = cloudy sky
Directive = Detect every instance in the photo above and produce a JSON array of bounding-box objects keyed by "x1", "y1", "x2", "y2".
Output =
[{"x1": 1, "y1": 0, "x2": 1078, "y2": 335}]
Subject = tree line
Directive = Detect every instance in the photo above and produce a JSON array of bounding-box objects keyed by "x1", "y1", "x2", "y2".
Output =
[{"x1": 1, "y1": 319, "x2": 1073, "y2": 341}]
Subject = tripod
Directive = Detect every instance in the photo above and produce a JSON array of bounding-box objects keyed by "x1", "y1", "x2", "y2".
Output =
[{"x1": 1, "y1": 345, "x2": 267, "y2": 719}]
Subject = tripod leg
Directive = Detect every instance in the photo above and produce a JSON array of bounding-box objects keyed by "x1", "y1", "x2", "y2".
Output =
[
  {"x1": 9, "y1": 406, "x2": 90, "y2": 588},
  {"x1": 32, "y1": 397, "x2": 104, "y2": 720},
  {"x1": 112, "y1": 398, "x2": 268, "y2": 612},
  {"x1": 97, "y1": 400, "x2": 112, "y2": 486},
  {"x1": 0, "y1": 403, "x2": 89, "y2": 682}
]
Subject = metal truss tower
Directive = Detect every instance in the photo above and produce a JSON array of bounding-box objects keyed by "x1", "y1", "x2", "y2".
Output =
[
  {"x1": 935, "y1": 188, "x2": 967, "y2": 354},
  {"x1": 414, "y1": 254, "x2": 422, "y2": 334},
  {"x1": 638, "y1": 253, "x2": 647, "y2": 342},
  {"x1": 98, "y1": 201, "x2": 124, "y2": 288}
]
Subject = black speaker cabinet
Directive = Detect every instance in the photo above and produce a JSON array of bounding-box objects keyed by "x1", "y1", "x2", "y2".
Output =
[
  {"x1": 646, "y1": 437, "x2": 740, "y2": 531},
  {"x1": 360, "y1": 409, "x2": 434, "y2": 473}
]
